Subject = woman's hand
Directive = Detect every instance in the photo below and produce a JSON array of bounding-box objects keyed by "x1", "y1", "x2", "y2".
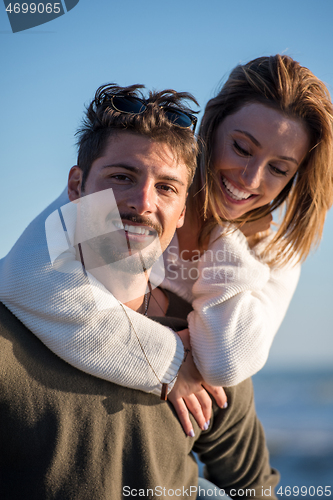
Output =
[{"x1": 168, "y1": 328, "x2": 227, "y2": 437}]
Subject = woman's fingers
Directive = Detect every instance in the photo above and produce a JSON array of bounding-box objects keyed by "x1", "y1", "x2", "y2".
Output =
[
  {"x1": 168, "y1": 393, "x2": 195, "y2": 437},
  {"x1": 168, "y1": 386, "x2": 228, "y2": 436},
  {"x1": 182, "y1": 393, "x2": 209, "y2": 432},
  {"x1": 167, "y1": 342, "x2": 227, "y2": 435},
  {"x1": 168, "y1": 386, "x2": 213, "y2": 435},
  {"x1": 202, "y1": 383, "x2": 228, "y2": 409},
  {"x1": 189, "y1": 388, "x2": 213, "y2": 424}
]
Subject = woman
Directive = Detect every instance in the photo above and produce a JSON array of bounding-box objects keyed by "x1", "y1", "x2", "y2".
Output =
[
  {"x1": 1, "y1": 55, "x2": 332, "y2": 437},
  {"x1": 165, "y1": 54, "x2": 333, "y2": 389},
  {"x1": 156, "y1": 54, "x2": 333, "y2": 433}
]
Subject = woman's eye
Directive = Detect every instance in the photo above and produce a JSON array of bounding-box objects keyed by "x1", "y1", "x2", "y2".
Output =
[
  {"x1": 158, "y1": 184, "x2": 176, "y2": 193},
  {"x1": 270, "y1": 165, "x2": 288, "y2": 176},
  {"x1": 233, "y1": 140, "x2": 251, "y2": 157}
]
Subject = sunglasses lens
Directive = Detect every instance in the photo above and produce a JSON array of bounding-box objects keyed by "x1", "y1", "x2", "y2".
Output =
[
  {"x1": 112, "y1": 96, "x2": 146, "y2": 114},
  {"x1": 103, "y1": 95, "x2": 196, "y2": 131},
  {"x1": 164, "y1": 108, "x2": 195, "y2": 129}
]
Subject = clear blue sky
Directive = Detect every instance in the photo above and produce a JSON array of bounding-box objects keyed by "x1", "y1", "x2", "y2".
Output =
[{"x1": 1, "y1": 0, "x2": 332, "y2": 369}]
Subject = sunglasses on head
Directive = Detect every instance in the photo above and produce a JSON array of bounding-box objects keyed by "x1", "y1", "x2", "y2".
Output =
[{"x1": 99, "y1": 93, "x2": 197, "y2": 133}]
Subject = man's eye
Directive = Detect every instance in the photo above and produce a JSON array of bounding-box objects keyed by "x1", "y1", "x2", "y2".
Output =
[
  {"x1": 233, "y1": 140, "x2": 251, "y2": 157},
  {"x1": 111, "y1": 174, "x2": 131, "y2": 181},
  {"x1": 158, "y1": 184, "x2": 176, "y2": 193}
]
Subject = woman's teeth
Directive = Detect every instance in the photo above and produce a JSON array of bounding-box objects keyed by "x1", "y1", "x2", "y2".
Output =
[
  {"x1": 222, "y1": 176, "x2": 253, "y2": 201},
  {"x1": 113, "y1": 221, "x2": 151, "y2": 236}
]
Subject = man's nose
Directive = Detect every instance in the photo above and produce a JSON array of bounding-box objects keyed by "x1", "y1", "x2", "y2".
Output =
[
  {"x1": 241, "y1": 161, "x2": 264, "y2": 190},
  {"x1": 129, "y1": 182, "x2": 155, "y2": 214}
]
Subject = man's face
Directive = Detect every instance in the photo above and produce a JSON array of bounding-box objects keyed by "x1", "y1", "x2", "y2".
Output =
[{"x1": 68, "y1": 132, "x2": 188, "y2": 273}]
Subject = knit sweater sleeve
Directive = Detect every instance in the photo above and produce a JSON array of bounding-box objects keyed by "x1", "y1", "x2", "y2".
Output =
[
  {"x1": 0, "y1": 191, "x2": 184, "y2": 397},
  {"x1": 188, "y1": 227, "x2": 300, "y2": 387}
]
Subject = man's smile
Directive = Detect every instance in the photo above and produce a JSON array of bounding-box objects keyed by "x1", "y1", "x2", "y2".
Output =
[{"x1": 113, "y1": 220, "x2": 157, "y2": 237}]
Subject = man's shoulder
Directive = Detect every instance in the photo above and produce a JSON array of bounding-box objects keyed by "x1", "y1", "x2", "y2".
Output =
[
  {"x1": 0, "y1": 301, "x2": 27, "y2": 344},
  {"x1": 0, "y1": 302, "x2": 200, "y2": 499}
]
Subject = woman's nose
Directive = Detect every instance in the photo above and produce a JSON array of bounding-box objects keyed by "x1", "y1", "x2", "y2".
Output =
[{"x1": 241, "y1": 162, "x2": 263, "y2": 190}]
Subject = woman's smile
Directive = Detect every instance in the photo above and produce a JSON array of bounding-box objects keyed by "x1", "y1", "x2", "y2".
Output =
[{"x1": 220, "y1": 174, "x2": 258, "y2": 203}]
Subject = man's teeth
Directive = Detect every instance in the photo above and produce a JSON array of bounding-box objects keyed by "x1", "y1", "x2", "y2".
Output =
[
  {"x1": 124, "y1": 225, "x2": 151, "y2": 236},
  {"x1": 114, "y1": 221, "x2": 151, "y2": 236},
  {"x1": 222, "y1": 176, "x2": 253, "y2": 201}
]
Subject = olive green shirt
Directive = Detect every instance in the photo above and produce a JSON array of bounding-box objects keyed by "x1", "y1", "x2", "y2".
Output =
[{"x1": 0, "y1": 299, "x2": 278, "y2": 499}]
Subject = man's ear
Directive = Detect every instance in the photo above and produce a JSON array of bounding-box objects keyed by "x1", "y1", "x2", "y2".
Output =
[
  {"x1": 68, "y1": 166, "x2": 83, "y2": 201},
  {"x1": 176, "y1": 200, "x2": 187, "y2": 229}
]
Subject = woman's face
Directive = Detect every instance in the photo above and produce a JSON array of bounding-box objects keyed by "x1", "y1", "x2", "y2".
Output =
[{"x1": 212, "y1": 102, "x2": 310, "y2": 220}]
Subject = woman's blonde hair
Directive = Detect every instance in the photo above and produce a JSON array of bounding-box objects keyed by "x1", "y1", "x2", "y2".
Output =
[{"x1": 190, "y1": 55, "x2": 333, "y2": 264}]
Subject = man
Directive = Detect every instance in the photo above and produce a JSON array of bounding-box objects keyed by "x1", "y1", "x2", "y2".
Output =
[{"x1": 0, "y1": 84, "x2": 279, "y2": 499}]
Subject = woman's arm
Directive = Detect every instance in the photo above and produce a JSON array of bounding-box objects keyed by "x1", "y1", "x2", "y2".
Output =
[
  {"x1": 188, "y1": 226, "x2": 300, "y2": 386},
  {"x1": 0, "y1": 191, "x2": 226, "y2": 436},
  {"x1": 0, "y1": 191, "x2": 184, "y2": 396}
]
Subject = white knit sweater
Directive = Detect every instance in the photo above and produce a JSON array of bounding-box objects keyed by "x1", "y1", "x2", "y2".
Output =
[
  {"x1": 0, "y1": 190, "x2": 184, "y2": 397},
  {"x1": 0, "y1": 191, "x2": 300, "y2": 390},
  {"x1": 163, "y1": 227, "x2": 300, "y2": 386}
]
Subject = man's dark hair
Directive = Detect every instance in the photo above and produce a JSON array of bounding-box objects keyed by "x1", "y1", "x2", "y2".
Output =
[{"x1": 76, "y1": 84, "x2": 199, "y2": 190}]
